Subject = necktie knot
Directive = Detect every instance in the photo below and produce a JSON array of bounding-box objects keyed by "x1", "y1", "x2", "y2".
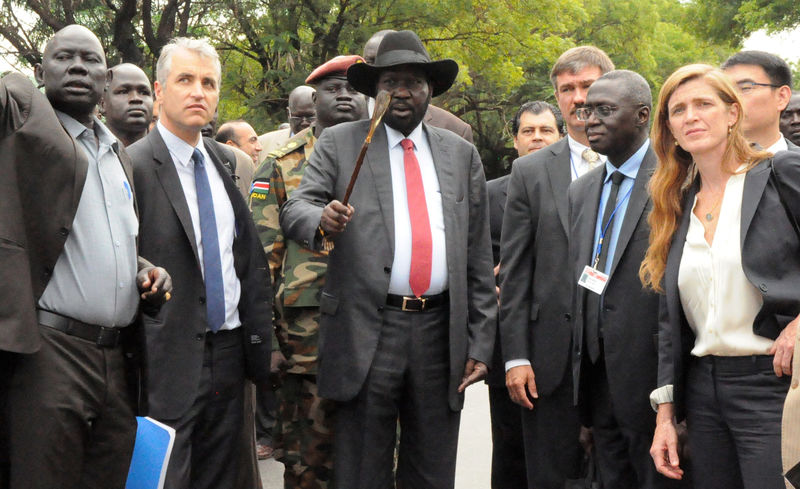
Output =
[
  {"x1": 582, "y1": 148, "x2": 600, "y2": 167},
  {"x1": 609, "y1": 171, "x2": 625, "y2": 186},
  {"x1": 192, "y1": 148, "x2": 205, "y2": 168},
  {"x1": 401, "y1": 138, "x2": 414, "y2": 152}
]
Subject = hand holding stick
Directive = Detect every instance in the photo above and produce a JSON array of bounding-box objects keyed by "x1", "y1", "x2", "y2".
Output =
[{"x1": 341, "y1": 90, "x2": 392, "y2": 206}]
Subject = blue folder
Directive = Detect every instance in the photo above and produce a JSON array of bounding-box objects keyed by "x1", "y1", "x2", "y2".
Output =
[{"x1": 125, "y1": 416, "x2": 176, "y2": 489}]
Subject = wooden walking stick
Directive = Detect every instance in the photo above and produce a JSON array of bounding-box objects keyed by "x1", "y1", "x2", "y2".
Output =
[{"x1": 341, "y1": 89, "x2": 392, "y2": 205}]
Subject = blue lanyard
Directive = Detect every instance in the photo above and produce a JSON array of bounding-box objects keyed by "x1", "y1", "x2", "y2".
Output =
[
  {"x1": 592, "y1": 183, "x2": 634, "y2": 269},
  {"x1": 569, "y1": 152, "x2": 579, "y2": 180}
]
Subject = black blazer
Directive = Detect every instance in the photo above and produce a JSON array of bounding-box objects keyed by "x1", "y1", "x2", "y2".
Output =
[
  {"x1": 129, "y1": 128, "x2": 273, "y2": 420},
  {"x1": 568, "y1": 147, "x2": 659, "y2": 433},
  {"x1": 659, "y1": 152, "x2": 800, "y2": 420},
  {"x1": 499, "y1": 138, "x2": 574, "y2": 396}
]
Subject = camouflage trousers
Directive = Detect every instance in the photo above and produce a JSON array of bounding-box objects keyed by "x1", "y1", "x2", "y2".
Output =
[{"x1": 274, "y1": 373, "x2": 336, "y2": 489}]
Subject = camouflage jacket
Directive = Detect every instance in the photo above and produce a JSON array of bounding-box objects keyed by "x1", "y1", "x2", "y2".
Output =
[{"x1": 250, "y1": 128, "x2": 327, "y2": 370}]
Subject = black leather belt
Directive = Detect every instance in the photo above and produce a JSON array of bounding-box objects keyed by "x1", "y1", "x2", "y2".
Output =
[
  {"x1": 386, "y1": 292, "x2": 449, "y2": 312},
  {"x1": 37, "y1": 309, "x2": 123, "y2": 348}
]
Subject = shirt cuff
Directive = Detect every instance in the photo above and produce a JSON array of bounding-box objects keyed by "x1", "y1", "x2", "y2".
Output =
[
  {"x1": 505, "y1": 359, "x2": 531, "y2": 372},
  {"x1": 649, "y1": 384, "x2": 674, "y2": 412}
]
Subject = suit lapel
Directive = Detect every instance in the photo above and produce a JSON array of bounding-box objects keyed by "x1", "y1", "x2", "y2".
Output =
[
  {"x1": 608, "y1": 148, "x2": 655, "y2": 278},
  {"x1": 575, "y1": 169, "x2": 605, "y2": 272},
  {"x1": 364, "y1": 124, "x2": 395, "y2": 255},
  {"x1": 740, "y1": 159, "x2": 771, "y2": 250},
  {"x1": 545, "y1": 139, "x2": 572, "y2": 234},
  {"x1": 427, "y1": 125, "x2": 458, "y2": 272},
  {"x1": 150, "y1": 129, "x2": 201, "y2": 265},
  {"x1": 665, "y1": 182, "x2": 696, "y2": 307}
]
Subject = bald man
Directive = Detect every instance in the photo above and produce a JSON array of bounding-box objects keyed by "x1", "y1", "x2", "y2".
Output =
[
  {"x1": 258, "y1": 85, "x2": 316, "y2": 161},
  {"x1": 102, "y1": 63, "x2": 154, "y2": 146},
  {"x1": 2, "y1": 25, "x2": 170, "y2": 489}
]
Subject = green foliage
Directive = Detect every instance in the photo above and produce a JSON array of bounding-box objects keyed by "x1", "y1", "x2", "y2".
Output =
[{"x1": 0, "y1": 0, "x2": 754, "y2": 170}]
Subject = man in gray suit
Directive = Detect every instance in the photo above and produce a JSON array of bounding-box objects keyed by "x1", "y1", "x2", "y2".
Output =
[
  {"x1": 500, "y1": 46, "x2": 614, "y2": 489},
  {"x1": 280, "y1": 30, "x2": 495, "y2": 489}
]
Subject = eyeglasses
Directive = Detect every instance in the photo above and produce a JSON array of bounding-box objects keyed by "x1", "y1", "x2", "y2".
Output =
[
  {"x1": 289, "y1": 115, "x2": 316, "y2": 123},
  {"x1": 575, "y1": 105, "x2": 618, "y2": 121},
  {"x1": 736, "y1": 81, "x2": 781, "y2": 94}
]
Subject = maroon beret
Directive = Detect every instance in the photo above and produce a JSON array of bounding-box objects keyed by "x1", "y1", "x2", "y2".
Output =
[{"x1": 306, "y1": 55, "x2": 365, "y2": 85}]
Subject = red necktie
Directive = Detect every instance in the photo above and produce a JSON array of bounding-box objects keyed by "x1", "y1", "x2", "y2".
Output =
[{"x1": 401, "y1": 138, "x2": 432, "y2": 298}]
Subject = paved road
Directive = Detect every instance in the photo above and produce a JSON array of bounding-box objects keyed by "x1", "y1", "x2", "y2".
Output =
[{"x1": 259, "y1": 383, "x2": 493, "y2": 488}]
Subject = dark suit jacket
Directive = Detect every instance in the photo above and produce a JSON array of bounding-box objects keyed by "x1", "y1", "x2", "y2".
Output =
[
  {"x1": 487, "y1": 174, "x2": 509, "y2": 386},
  {"x1": 129, "y1": 128, "x2": 273, "y2": 420},
  {"x1": 658, "y1": 152, "x2": 800, "y2": 421},
  {"x1": 425, "y1": 105, "x2": 474, "y2": 143},
  {"x1": 279, "y1": 119, "x2": 496, "y2": 411},
  {"x1": 569, "y1": 147, "x2": 659, "y2": 433},
  {"x1": 499, "y1": 138, "x2": 574, "y2": 397}
]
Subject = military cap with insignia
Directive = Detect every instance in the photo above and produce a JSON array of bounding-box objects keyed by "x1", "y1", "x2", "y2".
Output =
[{"x1": 305, "y1": 55, "x2": 365, "y2": 85}]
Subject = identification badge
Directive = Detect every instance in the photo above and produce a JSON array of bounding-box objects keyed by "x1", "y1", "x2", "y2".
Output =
[{"x1": 578, "y1": 265, "x2": 609, "y2": 295}]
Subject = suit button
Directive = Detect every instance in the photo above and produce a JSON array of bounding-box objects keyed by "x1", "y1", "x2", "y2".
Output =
[
  {"x1": 604, "y1": 304, "x2": 615, "y2": 311},
  {"x1": 195, "y1": 333, "x2": 204, "y2": 341},
  {"x1": 564, "y1": 313, "x2": 571, "y2": 321},
  {"x1": 59, "y1": 227, "x2": 69, "y2": 237},
  {"x1": 384, "y1": 266, "x2": 391, "y2": 274},
  {"x1": 199, "y1": 296, "x2": 206, "y2": 304},
  {"x1": 759, "y1": 283, "x2": 768, "y2": 293},
  {"x1": 377, "y1": 306, "x2": 384, "y2": 312}
]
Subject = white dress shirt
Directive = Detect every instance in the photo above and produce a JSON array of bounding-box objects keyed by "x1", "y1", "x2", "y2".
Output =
[
  {"x1": 385, "y1": 123, "x2": 448, "y2": 296},
  {"x1": 157, "y1": 122, "x2": 242, "y2": 331},
  {"x1": 650, "y1": 168, "x2": 772, "y2": 409}
]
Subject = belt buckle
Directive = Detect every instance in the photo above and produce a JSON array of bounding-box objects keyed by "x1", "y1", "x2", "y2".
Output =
[
  {"x1": 402, "y1": 296, "x2": 425, "y2": 312},
  {"x1": 96, "y1": 326, "x2": 119, "y2": 347}
]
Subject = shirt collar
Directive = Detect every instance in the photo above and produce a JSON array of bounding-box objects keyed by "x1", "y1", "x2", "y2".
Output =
[
  {"x1": 567, "y1": 134, "x2": 590, "y2": 155},
  {"x1": 766, "y1": 135, "x2": 788, "y2": 154},
  {"x1": 56, "y1": 110, "x2": 117, "y2": 149},
  {"x1": 157, "y1": 120, "x2": 207, "y2": 168},
  {"x1": 385, "y1": 122, "x2": 425, "y2": 150},
  {"x1": 603, "y1": 138, "x2": 650, "y2": 183}
]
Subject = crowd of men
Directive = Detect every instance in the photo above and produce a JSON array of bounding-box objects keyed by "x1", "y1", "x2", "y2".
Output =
[{"x1": 1, "y1": 20, "x2": 799, "y2": 489}]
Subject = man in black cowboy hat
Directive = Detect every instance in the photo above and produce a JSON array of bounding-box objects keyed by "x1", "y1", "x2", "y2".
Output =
[{"x1": 280, "y1": 29, "x2": 496, "y2": 489}]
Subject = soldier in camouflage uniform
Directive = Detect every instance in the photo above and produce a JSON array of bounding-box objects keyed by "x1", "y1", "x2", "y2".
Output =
[{"x1": 250, "y1": 55, "x2": 368, "y2": 489}]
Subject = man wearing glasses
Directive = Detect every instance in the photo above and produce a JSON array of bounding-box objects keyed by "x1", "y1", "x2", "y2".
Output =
[
  {"x1": 722, "y1": 51, "x2": 798, "y2": 153},
  {"x1": 568, "y1": 70, "x2": 685, "y2": 488}
]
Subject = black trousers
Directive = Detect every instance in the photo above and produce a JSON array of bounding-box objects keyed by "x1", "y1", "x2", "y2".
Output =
[
  {"x1": 685, "y1": 355, "x2": 789, "y2": 489},
  {"x1": 334, "y1": 306, "x2": 461, "y2": 489},
  {"x1": 488, "y1": 385, "x2": 527, "y2": 489},
  {"x1": 162, "y1": 329, "x2": 246, "y2": 489},
  {"x1": 520, "y1": 372, "x2": 583, "y2": 489},
  {"x1": 6, "y1": 325, "x2": 136, "y2": 489},
  {"x1": 584, "y1": 354, "x2": 683, "y2": 489}
]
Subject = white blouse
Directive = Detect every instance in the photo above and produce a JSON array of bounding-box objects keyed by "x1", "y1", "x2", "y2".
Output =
[{"x1": 677, "y1": 170, "x2": 774, "y2": 356}]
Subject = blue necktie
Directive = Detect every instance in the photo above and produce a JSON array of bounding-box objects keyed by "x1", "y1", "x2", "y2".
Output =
[{"x1": 192, "y1": 148, "x2": 225, "y2": 332}]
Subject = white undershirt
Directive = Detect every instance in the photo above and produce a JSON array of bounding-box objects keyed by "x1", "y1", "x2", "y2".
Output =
[{"x1": 385, "y1": 123, "x2": 448, "y2": 296}]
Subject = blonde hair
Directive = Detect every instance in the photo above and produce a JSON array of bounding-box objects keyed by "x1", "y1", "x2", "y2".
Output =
[{"x1": 639, "y1": 64, "x2": 770, "y2": 292}]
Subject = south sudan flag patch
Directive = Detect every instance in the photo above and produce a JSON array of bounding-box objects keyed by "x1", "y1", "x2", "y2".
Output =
[{"x1": 250, "y1": 180, "x2": 270, "y2": 200}]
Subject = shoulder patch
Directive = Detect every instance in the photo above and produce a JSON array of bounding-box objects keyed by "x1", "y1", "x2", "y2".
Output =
[{"x1": 249, "y1": 179, "x2": 270, "y2": 199}]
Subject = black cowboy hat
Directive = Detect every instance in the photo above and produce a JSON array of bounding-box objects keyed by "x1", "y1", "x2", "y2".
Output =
[{"x1": 347, "y1": 30, "x2": 459, "y2": 98}]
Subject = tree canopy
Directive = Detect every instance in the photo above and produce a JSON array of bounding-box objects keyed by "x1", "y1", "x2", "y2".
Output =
[{"x1": 1, "y1": 0, "x2": 790, "y2": 175}]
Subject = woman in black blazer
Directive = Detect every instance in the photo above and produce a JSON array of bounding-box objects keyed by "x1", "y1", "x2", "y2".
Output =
[{"x1": 640, "y1": 63, "x2": 800, "y2": 489}]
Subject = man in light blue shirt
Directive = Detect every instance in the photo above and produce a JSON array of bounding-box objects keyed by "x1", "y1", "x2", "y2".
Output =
[{"x1": 568, "y1": 70, "x2": 685, "y2": 489}]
